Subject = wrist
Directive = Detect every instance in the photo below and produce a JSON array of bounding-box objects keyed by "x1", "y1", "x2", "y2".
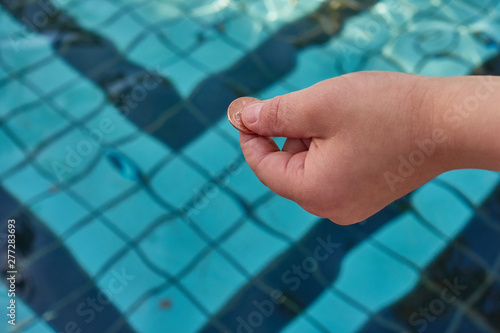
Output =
[{"x1": 433, "y1": 75, "x2": 500, "y2": 171}]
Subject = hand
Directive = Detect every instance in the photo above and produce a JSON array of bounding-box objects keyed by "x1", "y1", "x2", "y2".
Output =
[{"x1": 238, "y1": 71, "x2": 500, "y2": 225}]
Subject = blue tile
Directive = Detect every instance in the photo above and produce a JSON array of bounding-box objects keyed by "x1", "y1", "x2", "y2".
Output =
[
  {"x1": 128, "y1": 33, "x2": 177, "y2": 68},
  {"x1": 117, "y1": 134, "x2": 171, "y2": 173},
  {"x1": 0, "y1": 128, "x2": 25, "y2": 175},
  {"x1": 184, "y1": 129, "x2": 240, "y2": 176},
  {"x1": 419, "y1": 57, "x2": 472, "y2": 76},
  {"x1": 24, "y1": 59, "x2": 79, "y2": 94},
  {"x1": 0, "y1": 80, "x2": 39, "y2": 114},
  {"x1": 286, "y1": 48, "x2": 341, "y2": 89},
  {"x1": 187, "y1": 190, "x2": 243, "y2": 240},
  {"x1": 6, "y1": 102, "x2": 70, "y2": 151},
  {"x1": 52, "y1": 80, "x2": 107, "y2": 120},
  {"x1": 96, "y1": 251, "x2": 165, "y2": 313},
  {"x1": 335, "y1": 241, "x2": 419, "y2": 312},
  {"x1": 1, "y1": 35, "x2": 53, "y2": 71},
  {"x1": 221, "y1": 219, "x2": 289, "y2": 275},
  {"x1": 99, "y1": 13, "x2": 146, "y2": 52},
  {"x1": 82, "y1": 106, "x2": 137, "y2": 144},
  {"x1": 372, "y1": 212, "x2": 447, "y2": 269},
  {"x1": 2, "y1": 164, "x2": 52, "y2": 201},
  {"x1": 71, "y1": 157, "x2": 136, "y2": 208},
  {"x1": 305, "y1": 290, "x2": 369, "y2": 333},
  {"x1": 103, "y1": 189, "x2": 168, "y2": 238},
  {"x1": 363, "y1": 55, "x2": 402, "y2": 71},
  {"x1": 132, "y1": 2, "x2": 183, "y2": 24},
  {"x1": 0, "y1": 8, "x2": 24, "y2": 36},
  {"x1": 30, "y1": 191, "x2": 89, "y2": 236},
  {"x1": 282, "y1": 315, "x2": 320, "y2": 333},
  {"x1": 160, "y1": 18, "x2": 200, "y2": 52},
  {"x1": 387, "y1": 32, "x2": 424, "y2": 72},
  {"x1": 139, "y1": 217, "x2": 207, "y2": 275},
  {"x1": 227, "y1": 163, "x2": 269, "y2": 203},
  {"x1": 225, "y1": 14, "x2": 270, "y2": 52},
  {"x1": 151, "y1": 157, "x2": 207, "y2": 207},
  {"x1": 59, "y1": 0, "x2": 121, "y2": 26},
  {"x1": 158, "y1": 59, "x2": 207, "y2": 97},
  {"x1": 256, "y1": 196, "x2": 318, "y2": 240},
  {"x1": 189, "y1": 35, "x2": 245, "y2": 74},
  {"x1": 182, "y1": 249, "x2": 247, "y2": 314},
  {"x1": 436, "y1": 169, "x2": 500, "y2": 205},
  {"x1": 130, "y1": 287, "x2": 206, "y2": 333},
  {"x1": 411, "y1": 182, "x2": 474, "y2": 238},
  {"x1": 34, "y1": 129, "x2": 102, "y2": 183},
  {"x1": 65, "y1": 221, "x2": 126, "y2": 276}
]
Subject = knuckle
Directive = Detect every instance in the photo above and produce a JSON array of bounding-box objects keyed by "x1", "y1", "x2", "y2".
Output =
[{"x1": 266, "y1": 95, "x2": 286, "y2": 133}]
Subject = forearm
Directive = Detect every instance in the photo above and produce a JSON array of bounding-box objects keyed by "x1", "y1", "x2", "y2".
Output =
[{"x1": 432, "y1": 75, "x2": 500, "y2": 171}]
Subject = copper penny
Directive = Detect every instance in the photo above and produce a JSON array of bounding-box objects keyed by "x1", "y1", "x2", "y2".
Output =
[{"x1": 227, "y1": 97, "x2": 261, "y2": 134}]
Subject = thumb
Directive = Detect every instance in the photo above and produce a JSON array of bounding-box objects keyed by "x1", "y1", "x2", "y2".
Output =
[{"x1": 241, "y1": 86, "x2": 328, "y2": 138}]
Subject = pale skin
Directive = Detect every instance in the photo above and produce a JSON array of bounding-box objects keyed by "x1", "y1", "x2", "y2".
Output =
[{"x1": 238, "y1": 71, "x2": 500, "y2": 225}]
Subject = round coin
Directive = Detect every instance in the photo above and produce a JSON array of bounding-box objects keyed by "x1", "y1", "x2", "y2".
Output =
[{"x1": 227, "y1": 97, "x2": 261, "y2": 134}]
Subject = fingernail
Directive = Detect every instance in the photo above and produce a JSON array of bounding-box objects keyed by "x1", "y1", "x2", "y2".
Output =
[{"x1": 243, "y1": 103, "x2": 263, "y2": 125}]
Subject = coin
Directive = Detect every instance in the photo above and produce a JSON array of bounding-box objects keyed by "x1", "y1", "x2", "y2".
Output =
[{"x1": 227, "y1": 97, "x2": 261, "y2": 134}]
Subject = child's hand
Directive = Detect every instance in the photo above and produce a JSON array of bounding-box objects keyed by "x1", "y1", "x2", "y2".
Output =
[{"x1": 238, "y1": 71, "x2": 500, "y2": 225}]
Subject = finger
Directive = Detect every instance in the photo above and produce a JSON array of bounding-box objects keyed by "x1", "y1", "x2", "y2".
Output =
[
  {"x1": 282, "y1": 138, "x2": 309, "y2": 154},
  {"x1": 240, "y1": 132, "x2": 307, "y2": 200},
  {"x1": 240, "y1": 83, "x2": 332, "y2": 138}
]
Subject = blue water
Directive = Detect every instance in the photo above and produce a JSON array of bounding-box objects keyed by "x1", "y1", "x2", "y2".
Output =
[{"x1": 1, "y1": 0, "x2": 500, "y2": 332}]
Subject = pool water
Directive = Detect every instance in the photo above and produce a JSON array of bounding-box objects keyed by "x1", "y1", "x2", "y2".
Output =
[{"x1": 1, "y1": 0, "x2": 500, "y2": 332}]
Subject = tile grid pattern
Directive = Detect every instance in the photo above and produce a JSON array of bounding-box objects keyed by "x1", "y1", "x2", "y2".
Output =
[{"x1": 0, "y1": 0, "x2": 499, "y2": 332}]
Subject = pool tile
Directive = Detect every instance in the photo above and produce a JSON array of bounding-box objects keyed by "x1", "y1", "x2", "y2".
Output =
[
  {"x1": 182, "y1": 249, "x2": 247, "y2": 314},
  {"x1": 2, "y1": 164, "x2": 52, "y2": 201},
  {"x1": 0, "y1": 127, "x2": 25, "y2": 175},
  {"x1": 132, "y1": 2, "x2": 183, "y2": 24},
  {"x1": 411, "y1": 182, "x2": 474, "y2": 239},
  {"x1": 30, "y1": 191, "x2": 89, "y2": 236},
  {"x1": 419, "y1": 57, "x2": 472, "y2": 76},
  {"x1": 372, "y1": 212, "x2": 447, "y2": 269},
  {"x1": 160, "y1": 18, "x2": 200, "y2": 52},
  {"x1": 158, "y1": 59, "x2": 207, "y2": 97},
  {"x1": 335, "y1": 241, "x2": 419, "y2": 312},
  {"x1": 83, "y1": 106, "x2": 137, "y2": 144},
  {"x1": 71, "y1": 157, "x2": 137, "y2": 209},
  {"x1": 65, "y1": 221, "x2": 126, "y2": 277},
  {"x1": 104, "y1": 189, "x2": 169, "y2": 238},
  {"x1": 187, "y1": 190, "x2": 243, "y2": 240},
  {"x1": 188, "y1": 35, "x2": 245, "y2": 74},
  {"x1": 1, "y1": 35, "x2": 53, "y2": 71},
  {"x1": 151, "y1": 157, "x2": 207, "y2": 207},
  {"x1": 34, "y1": 128, "x2": 102, "y2": 183},
  {"x1": 256, "y1": 196, "x2": 318, "y2": 241},
  {"x1": 436, "y1": 169, "x2": 500, "y2": 205},
  {"x1": 99, "y1": 13, "x2": 146, "y2": 52},
  {"x1": 221, "y1": 219, "x2": 289, "y2": 275},
  {"x1": 96, "y1": 251, "x2": 165, "y2": 313},
  {"x1": 227, "y1": 162, "x2": 269, "y2": 203},
  {"x1": 282, "y1": 315, "x2": 321, "y2": 333},
  {"x1": 130, "y1": 287, "x2": 206, "y2": 333},
  {"x1": 24, "y1": 59, "x2": 79, "y2": 95},
  {"x1": 0, "y1": 80, "x2": 39, "y2": 114},
  {"x1": 61, "y1": 0, "x2": 122, "y2": 27},
  {"x1": 225, "y1": 14, "x2": 269, "y2": 52},
  {"x1": 128, "y1": 33, "x2": 177, "y2": 68},
  {"x1": 140, "y1": 217, "x2": 207, "y2": 275},
  {"x1": 117, "y1": 134, "x2": 171, "y2": 173},
  {"x1": 305, "y1": 290, "x2": 369, "y2": 333},
  {"x1": 52, "y1": 79, "x2": 107, "y2": 120},
  {"x1": 286, "y1": 48, "x2": 341, "y2": 89},
  {"x1": 184, "y1": 129, "x2": 240, "y2": 176},
  {"x1": 6, "y1": 102, "x2": 70, "y2": 151}
]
